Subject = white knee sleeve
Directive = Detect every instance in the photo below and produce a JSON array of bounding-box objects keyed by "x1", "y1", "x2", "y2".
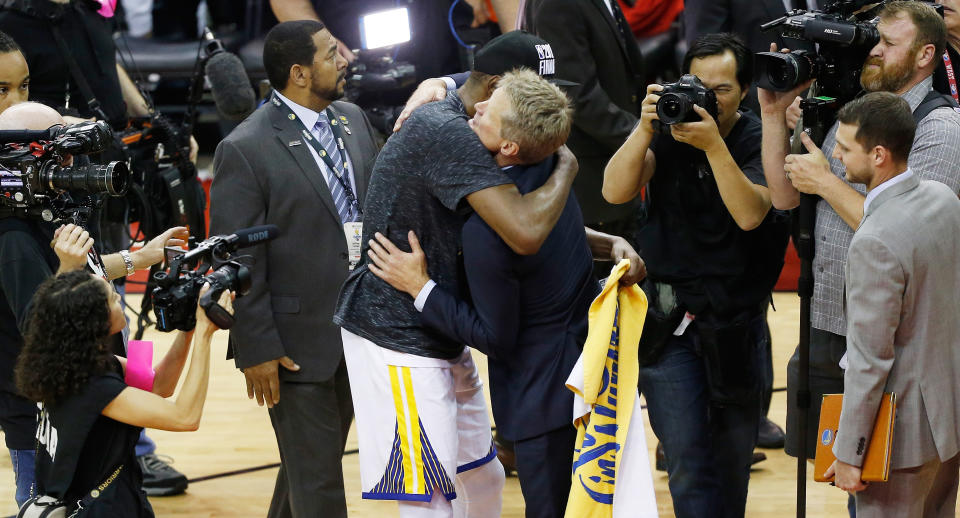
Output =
[
  {"x1": 397, "y1": 489, "x2": 454, "y2": 518},
  {"x1": 453, "y1": 458, "x2": 505, "y2": 518}
]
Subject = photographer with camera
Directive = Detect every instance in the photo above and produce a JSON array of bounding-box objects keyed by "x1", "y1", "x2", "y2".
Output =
[
  {"x1": 602, "y1": 33, "x2": 789, "y2": 518},
  {"x1": 0, "y1": 101, "x2": 191, "y2": 509},
  {"x1": 758, "y1": 1, "x2": 960, "y2": 472},
  {"x1": 14, "y1": 271, "x2": 229, "y2": 517}
]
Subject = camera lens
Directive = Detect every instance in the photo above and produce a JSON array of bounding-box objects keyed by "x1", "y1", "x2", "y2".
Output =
[
  {"x1": 45, "y1": 160, "x2": 130, "y2": 196},
  {"x1": 755, "y1": 51, "x2": 813, "y2": 91},
  {"x1": 657, "y1": 93, "x2": 691, "y2": 125}
]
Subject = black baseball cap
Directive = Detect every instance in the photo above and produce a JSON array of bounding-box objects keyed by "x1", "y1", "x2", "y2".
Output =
[{"x1": 472, "y1": 31, "x2": 577, "y2": 86}]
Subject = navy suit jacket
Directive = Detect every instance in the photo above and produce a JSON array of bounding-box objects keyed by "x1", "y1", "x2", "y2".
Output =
[{"x1": 419, "y1": 156, "x2": 600, "y2": 441}]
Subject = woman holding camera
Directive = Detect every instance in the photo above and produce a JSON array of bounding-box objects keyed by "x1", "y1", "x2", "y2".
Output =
[{"x1": 14, "y1": 271, "x2": 228, "y2": 517}]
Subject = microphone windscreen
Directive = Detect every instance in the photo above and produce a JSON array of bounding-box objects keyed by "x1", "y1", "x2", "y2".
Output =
[
  {"x1": 233, "y1": 224, "x2": 280, "y2": 247},
  {"x1": 205, "y1": 52, "x2": 257, "y2": 121}
]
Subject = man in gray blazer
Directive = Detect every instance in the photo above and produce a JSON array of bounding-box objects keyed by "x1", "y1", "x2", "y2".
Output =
[
  {"x1": 209, "y1": 20, "x2": 381, "y2": 518},
  {"x1": 824, "y1": 92, "x2": 960, "y2": 518}
]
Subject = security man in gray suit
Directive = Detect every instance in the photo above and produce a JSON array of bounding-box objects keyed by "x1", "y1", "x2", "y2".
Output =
[
  {"x1": 209, "y1": 20, "x2": 381, "y2": 518},
  {"x1": 823, "y1": 92, "x2": 960, "y2": 518}
]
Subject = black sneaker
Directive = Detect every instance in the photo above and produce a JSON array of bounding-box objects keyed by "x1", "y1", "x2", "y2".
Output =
[{"x1": 137, "y1": 453, "x2": 188, "y2": 496}]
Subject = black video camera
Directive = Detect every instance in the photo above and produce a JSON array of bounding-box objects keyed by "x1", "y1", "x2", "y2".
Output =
[
  {"x1": 0, "y1": 121, "x2": 129, "y2": 224},
  {"x1": 656, "y1": 74, "x2": 719, "y2": 125},
  {"x1": 151, "y1": 225, "x2": 279, "y2": 332},
  {"x1": 755, "y1": 0, "x2": 883, "y2": 102}
]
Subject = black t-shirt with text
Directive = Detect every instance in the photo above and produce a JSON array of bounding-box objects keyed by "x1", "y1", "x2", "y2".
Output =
[
  {"x1": 637, "y1": 110, "x2": 789, "y2": 316},
  {"x1": 334, "y1": 91, "x2": 511, "y2": 359},
  {"x1": 36, "y1": 358, "x2": 151, "y2": 516}
]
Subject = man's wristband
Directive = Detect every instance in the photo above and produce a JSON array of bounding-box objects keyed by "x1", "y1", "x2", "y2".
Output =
[{"x1": 119, "y1": 250, "x2": 135, "y2": 276}]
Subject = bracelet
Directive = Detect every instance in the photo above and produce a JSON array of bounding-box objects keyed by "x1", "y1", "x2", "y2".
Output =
[{"x1": 119, "y1": 250, "x2": 135, "y2": 276}]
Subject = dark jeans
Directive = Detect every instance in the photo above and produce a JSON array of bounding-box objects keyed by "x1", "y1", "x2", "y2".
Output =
[
  {"x1": 513, "y1": 425, "x2": 578, "y2": 518},
  {"x1": 640, "y1": 314, "x2": 764, "y2": 518}
]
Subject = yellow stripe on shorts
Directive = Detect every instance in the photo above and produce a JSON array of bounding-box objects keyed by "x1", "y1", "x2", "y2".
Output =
[{"x1": 389, "y1": 365, "x2": 426, "y2": 494}]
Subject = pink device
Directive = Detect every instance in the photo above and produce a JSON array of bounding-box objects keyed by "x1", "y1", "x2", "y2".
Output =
[
  {"x1": 125, "y1": 340, "x2": 155, "y2": 391},
  {"x1": 96, "y1": 0, "x2": 116, "y2": 18}
]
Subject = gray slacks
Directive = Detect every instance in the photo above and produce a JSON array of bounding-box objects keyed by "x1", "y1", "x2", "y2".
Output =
[
  {"x1": 267, "y1": 359, "x2": 353, "y2": 518},
  {"x1": 856, "y1": 454, "x2": 959, "y2": 518}
]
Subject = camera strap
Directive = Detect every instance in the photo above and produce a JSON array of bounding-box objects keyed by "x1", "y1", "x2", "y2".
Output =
[
  {"x1": 943, "y1": 50, "x2": 958, "y2": 104},
  {"x1": 271, "y1": 93, "x2": 362, "y2": 219},
  {"x1": 49, "y1": 22, "x2": 110, "y2": 122}
]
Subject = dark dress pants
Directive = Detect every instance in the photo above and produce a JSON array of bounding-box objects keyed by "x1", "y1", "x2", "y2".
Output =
[
  {"x1": 640, "y1": 316, "x2": 763, "y2": 518},
  {"x1": 513, "y1": 425, "x2": 578, "y2": 518},
  {"x1": 267, "y1": 358, "x2": 353, "y2": 518}
]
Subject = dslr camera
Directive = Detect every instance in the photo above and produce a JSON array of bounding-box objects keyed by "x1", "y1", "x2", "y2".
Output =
[
  {"x1": 0, "y1": 121, "x2": 129, "y2": 224},
  {"x1": 656, "y1": 74, "x2": 719, "y2": 125},
  {"x1": 755, "y1": 0, "x2": 884, "y2": 102},
  {"x1": 151, "y1": 225, "x2": 278, "y2": 332}
]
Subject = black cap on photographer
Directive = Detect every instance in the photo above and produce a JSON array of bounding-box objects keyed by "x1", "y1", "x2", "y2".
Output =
[{"x1": 472, "y1": 31, "x2": 577, "y2": 86}]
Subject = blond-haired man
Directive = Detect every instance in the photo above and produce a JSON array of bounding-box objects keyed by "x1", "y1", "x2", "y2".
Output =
[{"x1": 363, "y1": 68, "x2": 638, "y2": 518}]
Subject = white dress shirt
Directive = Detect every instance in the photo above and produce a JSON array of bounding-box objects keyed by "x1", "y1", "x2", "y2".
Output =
[
  {"x1": 863, "y1": 169, "x2": 915, "y2": 214},
  {"x1": 274, "y1": 90, "x2": 358, "y2": 194}
]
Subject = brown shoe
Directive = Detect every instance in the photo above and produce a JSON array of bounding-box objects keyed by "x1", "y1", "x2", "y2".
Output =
[{"x1": 493, "y1": 432, "x2": 516, "y2": 476}]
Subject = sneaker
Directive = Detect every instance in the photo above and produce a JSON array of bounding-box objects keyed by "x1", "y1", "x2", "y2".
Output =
[
  {"x1": 137, "y1": 453, "x2": 188, "y2": 496},
  {"x1": 757, "y1": 417, "x2": 786, "y2": 449}
]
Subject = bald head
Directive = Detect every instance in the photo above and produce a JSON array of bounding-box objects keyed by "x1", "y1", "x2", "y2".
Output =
[{"x1": 0, "y1": 102, "x2": 64, "y2": 131}]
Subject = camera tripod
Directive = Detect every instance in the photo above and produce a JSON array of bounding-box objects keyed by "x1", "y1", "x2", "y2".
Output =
[{"x1": 792, "y1": 85, "x2": 840, "y2": 518}]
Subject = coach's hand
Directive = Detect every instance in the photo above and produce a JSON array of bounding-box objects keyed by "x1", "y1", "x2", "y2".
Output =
[
  {"x1": 244, "y1": 356, "x2": 300, "y2": 408},
  {"x1": 367, "y1": 231, "x2": 430, "y2": 298},
  {"x1": 610, "y1": 237, "x2": 646, "y2": 285}
]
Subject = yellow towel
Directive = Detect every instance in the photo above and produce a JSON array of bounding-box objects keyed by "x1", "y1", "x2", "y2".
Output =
[{"x1": 565, "y1": 259, "x2": 651, "y2": 518}]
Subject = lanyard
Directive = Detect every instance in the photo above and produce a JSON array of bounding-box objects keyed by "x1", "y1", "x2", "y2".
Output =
[
  {"x1": 943, "y1": 50, "x2": 959, "y2": 104},
  {"x1": 272, "y1": 93, "x2": 362, "y2": 217}
]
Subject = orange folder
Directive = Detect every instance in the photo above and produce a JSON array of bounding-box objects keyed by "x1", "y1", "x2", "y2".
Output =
[{"x1": 813, "y1": 392, "x2": 897, "y2": 483}]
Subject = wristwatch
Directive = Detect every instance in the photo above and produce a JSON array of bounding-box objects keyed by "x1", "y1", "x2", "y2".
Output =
[{"x1": 119, "y1": 250, "x2": 135, "y2": 276}]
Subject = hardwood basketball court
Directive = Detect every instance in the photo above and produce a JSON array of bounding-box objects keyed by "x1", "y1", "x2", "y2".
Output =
[{"x1": 0, "y1": 292, "x2": 931, "y2": 516}]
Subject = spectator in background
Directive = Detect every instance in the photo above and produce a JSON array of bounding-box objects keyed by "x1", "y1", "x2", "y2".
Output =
[
  {"x1": 934, "y1": 0, "x2": 960, "y2": 102},
  {"x1": 620, "y1": 0, "x2": 683, "y2": 38},
  {"x1": 0, "y1": 31, "x2": 28, "y2": 114},
  {"x1": 522, "y1": 0, "x2": 644, "y2": 265}
]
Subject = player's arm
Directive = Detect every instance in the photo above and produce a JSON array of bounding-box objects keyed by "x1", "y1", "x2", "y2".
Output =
[{"x1": 465, "y1": 147, "x2": 578, "y2": 255}]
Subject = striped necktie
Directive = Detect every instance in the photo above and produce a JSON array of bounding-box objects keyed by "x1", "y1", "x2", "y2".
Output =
[{"x1": 314, "y1": 114, "x2": 360, "y2": 223}]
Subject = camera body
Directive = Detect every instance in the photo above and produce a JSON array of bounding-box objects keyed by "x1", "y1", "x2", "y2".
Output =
[
  {"x1": 656, "y1": 74, "x2": 719, "y2": 125},
  {"x1": 755, "y1": 1, "x2": 883, "y2": 102},
  {"x1": 151, "y1": 225, "x2": 277, "y2": 332},
  {"x1": 0, "y1": 121, "x2": 129, "y2": 224}
]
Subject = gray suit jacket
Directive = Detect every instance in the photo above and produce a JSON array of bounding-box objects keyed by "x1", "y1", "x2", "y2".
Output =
[
  {"x1": 835, "y1": 173, "x2": 960, "y2": 469},
  {"x1": 209, "y1": 98, "x2": 381, "y2": 383}
]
